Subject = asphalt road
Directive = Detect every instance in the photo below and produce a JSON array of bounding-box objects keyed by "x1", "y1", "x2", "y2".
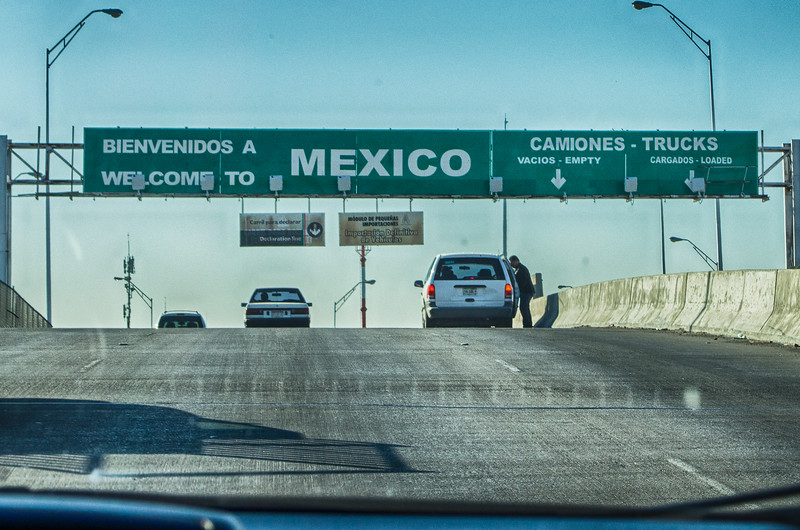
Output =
[{"x1": 0, "y1": 327, "x2": 799, "y2": 509}]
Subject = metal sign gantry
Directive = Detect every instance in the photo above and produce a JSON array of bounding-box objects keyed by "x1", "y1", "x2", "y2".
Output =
[{"x1": 2, "y1": 134, "x2": 798, "y2": 323}]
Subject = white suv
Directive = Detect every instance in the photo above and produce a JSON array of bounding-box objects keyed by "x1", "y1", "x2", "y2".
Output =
[{"x1": 414, "y1": 253, "x2": 518, "y2": 328}]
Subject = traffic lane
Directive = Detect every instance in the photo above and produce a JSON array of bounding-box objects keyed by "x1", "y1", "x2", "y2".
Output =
[
  {"x1": 0, "y1": 329, "x2": 541, "y2": 405},
  {"x1": 222, "y1": 402, "x2": 799, "y2": 506},
  {"x1": 0, "y1": 328, "x2": 799, "y2": 504},
  {"x1": 0, "y1": 401, "x2": 796, "y2": 506},
  {"x1": 5, "y1": 328, "x2": 800, "y2": 410},
  {"x1": 460, "y1": 327, "x2": 800, "y2": 410},
  {"x1": 2, "y1": 327, "x2": 800, "y2": 428},
  {"x1": 2, "y1": 327, "x2": 800, "y2": 429}
]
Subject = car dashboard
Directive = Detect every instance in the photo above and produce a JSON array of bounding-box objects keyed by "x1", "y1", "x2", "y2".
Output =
[{"x1": 0, "y1": 492, "x2": 796, "y2": 530}]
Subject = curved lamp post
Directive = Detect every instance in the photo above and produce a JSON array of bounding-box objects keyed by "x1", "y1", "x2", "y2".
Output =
[
  {"x1": 632, "y1": 2, "x2": 715, "y2": 129},
  {"x1": 334, "y1": 280, "x2": 376, "y2": 328},
  {"x1": 669, "y1": 236, "x2": 718, "y2": 271},
  {"x1": 633, "y1": 2, "x2": 723, "y2": 273},
  {"x1": 45, "y1": 8, "x2": 123, "y2": 323}
]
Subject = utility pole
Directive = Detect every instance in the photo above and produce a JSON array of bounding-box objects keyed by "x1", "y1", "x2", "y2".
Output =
[
  {"x1": 503, "y1": 114, "x2": 508, "y2": 257},
  {"x1": 114, "y1": 235, "x2": 153, "y2": 328},
  {"x1": 359, "y1": 245, "x2": 370, "y2": 328},
  {"x1": 122, "y1": 236, "x2": 134, "y2": 328}
]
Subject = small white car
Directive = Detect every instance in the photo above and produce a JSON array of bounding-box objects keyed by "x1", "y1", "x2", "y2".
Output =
[
  {"x1": 414, "y1": 253, "x2": 518, "y2": 328},
  {"x1": 157, "y1": 310, "x2": 206, "y2": 328},
  {"x1": 242, "y1": 288, "x2": 312, "y2": 328}
]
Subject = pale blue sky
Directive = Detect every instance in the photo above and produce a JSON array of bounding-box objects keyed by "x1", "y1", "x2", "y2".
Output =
[{"x1": 2, "y1": 0, "x2": 799, "y2": 327}]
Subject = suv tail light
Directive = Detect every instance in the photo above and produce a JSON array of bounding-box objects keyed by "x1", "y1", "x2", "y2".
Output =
[
  {"x1": 505, "y1": 283, "x2": 513, "y2": 300},
  {"x1": 427, "y1": 284, "x2": 436, "y2": 300}
]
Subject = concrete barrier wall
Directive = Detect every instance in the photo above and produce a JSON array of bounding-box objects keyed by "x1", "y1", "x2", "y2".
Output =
[
  {"x1": 671, "y1": 272, "x2": 711, "y2": 332},
  {"x1": 693, "y1": 270, "x2": 777, "y2": 338},
  {"x1": 542, "y1": 269, "x2": 800, "y2": 346},
  {"x1": 619, "y1": 273, "x2": 687, "y2": 330},
  {"x1": 758, "y1": 269, "x2": 800, "y2": 343},
  {"x1": 550, "y1": 284, "x2": 591, "y2": 328},
  {"x1": 0, "y1": 281, "x2": 50, "y2": 328},
  {"x1": 586, "y1": 278, "x2": 634, "y2": 327}
]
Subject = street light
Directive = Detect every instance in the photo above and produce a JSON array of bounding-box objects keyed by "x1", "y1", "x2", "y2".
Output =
[
  {"x1": 632, "y1": 1, "x2": 723, "y2": 272},
  {"x1": 557, "y1": 285, "x2": 573, "y2": 290},
  {"x1": 333, "y1": 280, "x2": 376, "y2": 328},
  {"x1": 45, "y1": 8, "x2": 123, "y2": 323},
  {"x1": 669, "y1": 236, "x2": 719, "y2": 271}
]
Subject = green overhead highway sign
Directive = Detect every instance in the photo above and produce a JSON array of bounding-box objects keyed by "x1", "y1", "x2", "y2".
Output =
[
  {"x1": 83, "y1": 128, "x2": 490, "y2": 197},
  {"x1": 492, "y1": 130, "x2": 759, "y2": 198},
  {"x1": 83, "y1": 128, "x2": 760, "y2": 198}
]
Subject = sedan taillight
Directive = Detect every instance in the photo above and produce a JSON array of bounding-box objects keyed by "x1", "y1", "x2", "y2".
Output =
[{"x1": 246, "y1": 308, "x2": 261, "y2": 315}]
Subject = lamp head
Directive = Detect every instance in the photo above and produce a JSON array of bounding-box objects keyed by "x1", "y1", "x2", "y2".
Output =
[
  {"x1": 632, "y1": 1, "x2": 655, "y2": 9},
  {"x1": 366, "y1": 279, "x2": 376, "y2": 285},
  {"x1": 669, "y1": 237, "x2": 685, "y2": 243},
  {"x1": 101, "y1": 8, "x2": 123, "y2": 18}
]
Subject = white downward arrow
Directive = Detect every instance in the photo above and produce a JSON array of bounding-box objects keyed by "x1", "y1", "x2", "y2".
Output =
[
  {"x1": 684, "y1": 169, "x2": 695, "y2": 191},
  {"x1": 684, "y1": 169, "x2": 705, "y2": 193},
  {"x1": 551, "y1": 169, "x2": 566, "y2": 190}
]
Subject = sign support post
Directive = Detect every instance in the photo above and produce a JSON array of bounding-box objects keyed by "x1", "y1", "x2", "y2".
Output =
[
  {"x1": 0, "y1": 136, "x2": 9, "y2": 285},
  {"x1": 360, "y1": 245, "x2": 368, "y2": 328},
  {"x1": 793, "y1": 140, "x2": 800, "y2": 268}
]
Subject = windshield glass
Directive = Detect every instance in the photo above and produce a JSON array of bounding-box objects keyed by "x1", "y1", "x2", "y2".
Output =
[{"x1": 2, "y1": 0, "x2": 800, "y2": 518}]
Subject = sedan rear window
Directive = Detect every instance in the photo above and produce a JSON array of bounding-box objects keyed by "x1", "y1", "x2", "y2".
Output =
[
  {"x1": 251, "y1": 289, "x2": 305, "y2": 303},
  {"x1": 436, "y1": 258, "x2": 504, "y2": 281},
  {"x1": 158, "y1": 316, "x2": 204, "y2": 328}
]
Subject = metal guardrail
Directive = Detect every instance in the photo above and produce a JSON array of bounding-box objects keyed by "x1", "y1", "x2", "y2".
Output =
[{"x1": 0, "y1": 281, "x2": 51, "y2": 328}]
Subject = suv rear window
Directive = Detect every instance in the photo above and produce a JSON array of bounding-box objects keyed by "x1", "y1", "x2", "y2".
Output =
[{"x1": 435, "y1": 258, "x2": 504, "y2": 281}]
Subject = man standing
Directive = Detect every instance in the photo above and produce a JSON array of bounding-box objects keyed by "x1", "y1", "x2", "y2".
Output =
[{"x1": 509, "y1": 255, "x2": 534, "y2": 328}]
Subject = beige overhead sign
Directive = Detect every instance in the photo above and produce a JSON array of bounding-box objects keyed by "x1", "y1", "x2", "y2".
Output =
[{"x1": 338, "y1": 212, "x2": 424, "y2": 246}]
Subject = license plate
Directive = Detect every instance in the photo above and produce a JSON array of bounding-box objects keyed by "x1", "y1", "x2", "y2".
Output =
[
  {"x1": 268, "y1": 311, "x2": 286, "y2": 318},
  {"x1": 462, "y1": 288, "x2": 477, "y2": 296}
]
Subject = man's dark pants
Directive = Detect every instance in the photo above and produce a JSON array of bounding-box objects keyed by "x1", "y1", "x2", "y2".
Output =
[{"x1": 520, "y1": 292, "x2": 533, "y2": 328}]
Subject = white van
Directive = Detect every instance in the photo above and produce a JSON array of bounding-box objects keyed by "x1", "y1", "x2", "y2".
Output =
[{"x1": 414, "y1": 253, "x2": 518, "y2": 328}]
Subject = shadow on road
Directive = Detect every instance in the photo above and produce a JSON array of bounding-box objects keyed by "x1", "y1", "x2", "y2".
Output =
[{"x1": 0, "y1": 399, "x2": 415, "y2": 477}]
